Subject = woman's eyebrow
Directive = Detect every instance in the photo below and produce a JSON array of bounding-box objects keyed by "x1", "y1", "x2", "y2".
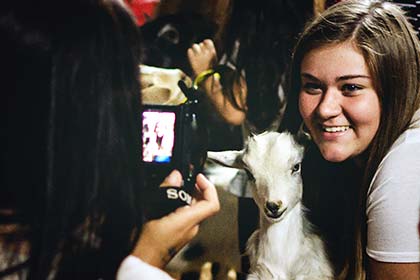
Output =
[
  {"x1": 336, "y1": 75, "x2": 371, "y2": 82},
  {"x1": 300, "y1": 73, "x2": 320, "y2": 81},
  {"x1": 300, "y1": 73, "x2": 371, "y2": 82}
]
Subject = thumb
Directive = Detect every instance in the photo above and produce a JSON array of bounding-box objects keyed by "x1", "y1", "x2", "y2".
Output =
[{"x1": 160, "y1": 170, "x2": 183, "y2": 187}]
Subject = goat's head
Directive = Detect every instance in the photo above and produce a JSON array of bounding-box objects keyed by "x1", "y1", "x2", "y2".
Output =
[{"x1": 207, "y1": 132, "x2": 304, "y2": 223}]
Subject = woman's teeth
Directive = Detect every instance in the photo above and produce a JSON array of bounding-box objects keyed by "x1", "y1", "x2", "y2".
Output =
[{"x1": 322, "y1": 126, "x2": 350, "y2": 132}]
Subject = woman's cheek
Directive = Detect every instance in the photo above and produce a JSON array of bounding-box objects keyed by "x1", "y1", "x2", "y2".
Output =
[{"x1": 299, "y1": 92, "x2": 317, "y2": 128}]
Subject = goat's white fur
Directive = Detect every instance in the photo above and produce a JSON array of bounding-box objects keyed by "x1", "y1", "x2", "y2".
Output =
[
  {"x1": 208, "y1": 132, "x2": 333, "y2": 280},
  {"x1": 139, "y1": 65, "x2": 191, "y2": 105}
]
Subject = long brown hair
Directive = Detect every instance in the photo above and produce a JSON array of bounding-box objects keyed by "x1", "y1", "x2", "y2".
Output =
[{"x1": 288, "y1": 0, "x2": 420, "y2": 279}]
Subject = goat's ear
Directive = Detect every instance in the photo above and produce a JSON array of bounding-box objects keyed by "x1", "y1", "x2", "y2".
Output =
[{"x1": 207, "y1": 150, "x2": 245, "y2": 169}]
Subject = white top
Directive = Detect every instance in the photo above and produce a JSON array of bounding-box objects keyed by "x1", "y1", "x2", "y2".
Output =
[
  {"x1": 366, "y1": 109, "x2": 420, "y2": 262},
  {"x1": 117, "y1": 255, "x2": 174, "y2": 280}
]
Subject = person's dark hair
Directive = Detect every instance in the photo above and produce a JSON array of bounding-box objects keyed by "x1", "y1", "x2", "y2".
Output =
[
  {"x1": 220, "y1": 0, "x2": 313, "y2": 132},
  {"x1": 1, "y1": 0, "x2": 143, "y2": 278}
]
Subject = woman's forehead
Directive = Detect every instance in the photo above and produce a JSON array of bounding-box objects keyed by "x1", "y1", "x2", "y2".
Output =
[{"x1": 300, "y1": 41, "x2": 370, "y2": 78}]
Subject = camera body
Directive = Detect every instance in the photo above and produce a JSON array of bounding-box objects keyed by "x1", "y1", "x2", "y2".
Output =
[{"x1": 141, "y1": 85, "x2": 207, "y2": 194}]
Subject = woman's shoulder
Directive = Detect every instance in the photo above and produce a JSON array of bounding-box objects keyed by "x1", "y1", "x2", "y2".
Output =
[
  {"x1": 368, "y1": 121, "x2": 420, "y2": 195},
  {"x1": 365, "y1": 114, "x2": 420, "y2": 263},
  {"x1": 381, "y1": 111, "x2": 420, "y2": 165}
]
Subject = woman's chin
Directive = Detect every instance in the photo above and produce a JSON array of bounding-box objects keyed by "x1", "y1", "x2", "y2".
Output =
[{"x1": 319, "y1": 148, "x2": 350, "y2": 163}]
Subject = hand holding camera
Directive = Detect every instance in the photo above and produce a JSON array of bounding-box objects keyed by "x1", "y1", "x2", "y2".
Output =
[
  {"x1": 141, "y1": 75, "x2": 208, "y2": 219},
  {"x1": 133, "y1": 170, "x2": 220, "y2": 268}
]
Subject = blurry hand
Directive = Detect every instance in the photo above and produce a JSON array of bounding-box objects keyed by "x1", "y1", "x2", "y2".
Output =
[
  {"x1": 187, "y1": 39, "x2": 218, "y2": 77},
  {"x1": 187, "y1": 39, "x2": 247, "y2": 125},
  {"x1": 131, "y1": 170, "x2": 220, "y2": 269}
]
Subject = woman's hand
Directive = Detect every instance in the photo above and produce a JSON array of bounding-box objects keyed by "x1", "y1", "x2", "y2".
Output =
[
  {"x1": 188, "y1": 39, "x2": 218, "y2": 77},
  {"x1": 131, "y1": 170, "x2": 220, "y2": 269},
  {"x1": 188, "y1": 39, "x2": 247, "y2": 125}
]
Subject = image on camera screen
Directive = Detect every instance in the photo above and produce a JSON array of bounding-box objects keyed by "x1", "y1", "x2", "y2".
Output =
[{"x1": 142, "y1": 111, "x2": 176, "y2": 163}]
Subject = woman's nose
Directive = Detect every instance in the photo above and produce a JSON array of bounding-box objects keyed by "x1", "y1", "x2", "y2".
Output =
[{"x1": 316, "y1": 89, "x2": 342, "y2": 119}]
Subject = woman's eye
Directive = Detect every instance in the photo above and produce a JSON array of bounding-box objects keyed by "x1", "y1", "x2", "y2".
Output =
[
  {"x1": 342, "y1": 84, "x2": 363, "y2": 94},
  {"x1": 302, "y1": 82, "x2": 323, "y2": 94},
  {"x1": 245, "y1": 169, "x2": 256, "y2": 182},
  {"x1": 292, "y1": 163, "x2": 301, "y2": 174}
]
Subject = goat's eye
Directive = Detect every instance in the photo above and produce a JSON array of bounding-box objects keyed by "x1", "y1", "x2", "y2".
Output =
[
  {"x1": 292, "y1": 163, "x2": 301, "y2": 174},
  {"x1": 245, "y1": 169, "x2": 256, "y2": 182}
]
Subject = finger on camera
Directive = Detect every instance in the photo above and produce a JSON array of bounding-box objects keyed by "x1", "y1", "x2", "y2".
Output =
[
  {"x1": 169, "y1": 203, "x2": 209, "y2": 229},
  {"x1": 169, "y1": 186, "x2": 219, "y2": 224},
  {"x1": 196, "y1": 174, "x2": 217, "y2": 198},
  {"x1": 187, "y1": 200, "x2": 219, "y2": 225},
  {"x1": 193, "y1": 174, "x2": 220, "y2": 214},
  {"x1": 160, "y1": 169, "x2": 182, "y2": 187}
]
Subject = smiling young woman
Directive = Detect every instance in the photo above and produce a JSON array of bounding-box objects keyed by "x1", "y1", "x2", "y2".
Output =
[{"x1": 281, "y1": 0, "x2": 420, "y2": 279}]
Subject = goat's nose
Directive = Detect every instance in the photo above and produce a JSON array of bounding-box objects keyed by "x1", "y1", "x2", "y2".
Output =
[{"x1": 265, "y1": 201, "x2": 282, "y2": 213}]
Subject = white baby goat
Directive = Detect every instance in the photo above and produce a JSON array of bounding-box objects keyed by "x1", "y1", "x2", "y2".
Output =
[{"x1": 207, "y1": 132, "x2": 333, "y2": 280}]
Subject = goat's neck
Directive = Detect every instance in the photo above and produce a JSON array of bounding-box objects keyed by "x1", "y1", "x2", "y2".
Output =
[{"x1": 257, "y1": 202, "x2": 305, "y2": 262}]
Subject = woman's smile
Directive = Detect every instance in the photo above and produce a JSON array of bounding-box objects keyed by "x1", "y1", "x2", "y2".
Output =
[{"x1": 319, "y1": 124, "x2": 352, "y2": 140}]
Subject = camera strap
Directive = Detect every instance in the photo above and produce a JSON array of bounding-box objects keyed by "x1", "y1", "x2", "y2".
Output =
[{"x1": 143, "y1": 187, "x2": 193, "y2": 220}]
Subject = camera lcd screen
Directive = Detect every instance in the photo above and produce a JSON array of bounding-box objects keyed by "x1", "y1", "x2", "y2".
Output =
[{"x1": 142, "y1": 110, "x2": 176, "y2": 163}]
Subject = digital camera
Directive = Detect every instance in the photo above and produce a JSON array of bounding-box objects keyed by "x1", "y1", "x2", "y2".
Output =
[{"x1": 141, "y1": 81, "x2": 207, "y2": 194}]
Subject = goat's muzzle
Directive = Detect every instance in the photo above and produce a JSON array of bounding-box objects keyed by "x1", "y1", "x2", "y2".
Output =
[{"x1": 264, "y1": 201, "x2": 286, "y2": 219}]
